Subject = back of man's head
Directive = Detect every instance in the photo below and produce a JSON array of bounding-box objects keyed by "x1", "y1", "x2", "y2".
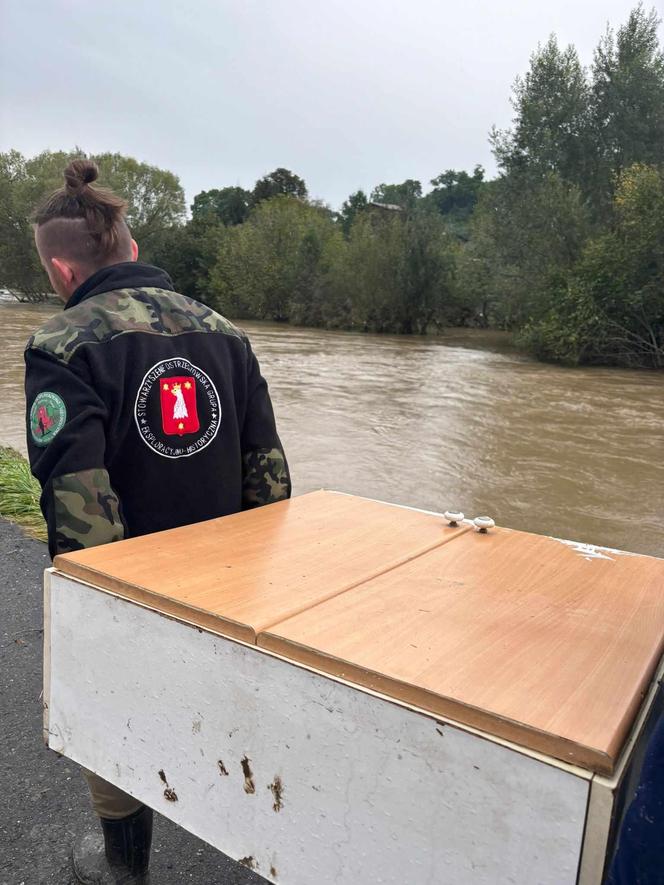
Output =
[{"x1": 33, "y1": 159, "x2": 136, "y2": 300}]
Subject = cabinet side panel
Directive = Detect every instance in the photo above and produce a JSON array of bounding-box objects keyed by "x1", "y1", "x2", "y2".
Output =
[
  {"x1": 49, "y1": 574, "x2": 590, "y2": 885},
  {"x1": 42, "y1": 569, "x2": 53, "y2": 746},
  {"x1": 577, "y1": 779, "x2": 615, "y2": 885}
]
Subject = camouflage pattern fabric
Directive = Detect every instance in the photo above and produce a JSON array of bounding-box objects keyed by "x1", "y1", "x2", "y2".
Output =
[
  {"x1": 52, "y1": 468, "x2": 125, "y2": 554},
  {"x1": 27, "y1": 288, "x2": 242, "y2": 364},
  {"x1": 242, "y1": 448, "x2": 290, "y2": 508}
]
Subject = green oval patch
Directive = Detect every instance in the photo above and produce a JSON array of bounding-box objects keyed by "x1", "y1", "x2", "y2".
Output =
[{"x1": 30, "y1": 391, "x2": 67, "y2": 447}]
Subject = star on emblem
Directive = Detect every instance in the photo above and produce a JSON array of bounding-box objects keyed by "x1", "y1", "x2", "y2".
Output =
[
  {"x1": 184, "y1": 381, "x2": 192, "y2": 390},
  {"x1": 178, "y1": 422, "x2": 184, "y2": 430},
  {"x1": 163, "y1": 383, "x2": 169, "y2": 390}
]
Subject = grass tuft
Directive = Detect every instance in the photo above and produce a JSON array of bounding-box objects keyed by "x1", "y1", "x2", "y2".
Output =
[{"x1": 0, "y1": 446, "x2": 47, "y2": 542}]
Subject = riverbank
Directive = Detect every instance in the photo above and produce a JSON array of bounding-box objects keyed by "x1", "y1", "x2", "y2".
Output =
[
  {"x1": 0, "y1": 447, "x2": 46, "y2": 541},
  {"x1": 0, "y1": 516, "x2": 262, "y2": 884}
]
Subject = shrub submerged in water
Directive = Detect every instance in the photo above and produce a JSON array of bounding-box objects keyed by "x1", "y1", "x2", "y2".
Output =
[{"x1": 0, "y1": 446, "x2": 47, "y2": 541}]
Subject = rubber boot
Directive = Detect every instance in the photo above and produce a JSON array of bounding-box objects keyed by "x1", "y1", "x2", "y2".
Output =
[{"x1": 72, "y1": 806, "x2": 153, "y2": 884}]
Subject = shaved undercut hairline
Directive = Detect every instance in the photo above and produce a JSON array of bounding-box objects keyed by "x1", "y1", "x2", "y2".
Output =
[{"x1": 35, "y1": 216, "x2": 133, "y2": 273}]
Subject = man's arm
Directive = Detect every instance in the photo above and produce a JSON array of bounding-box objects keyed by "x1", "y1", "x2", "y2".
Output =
[
  {"x1": 240, "y1": 337, "x2": 291, "y2": 509},
  {"x1": 25, "y1": 347, "x2": 126, "y2": 558}
]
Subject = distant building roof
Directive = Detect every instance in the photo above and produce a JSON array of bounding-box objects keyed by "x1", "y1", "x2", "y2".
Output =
[{"x1": 367, "y1": 202, "x2": 403, "y2": 212}]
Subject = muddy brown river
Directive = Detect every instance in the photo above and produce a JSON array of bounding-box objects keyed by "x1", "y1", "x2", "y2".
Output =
[{"x1": 2, "y1": 299, "x2": 663, "y2": 556}]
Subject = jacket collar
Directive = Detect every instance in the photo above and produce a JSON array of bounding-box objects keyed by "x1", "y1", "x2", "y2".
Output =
[{"x1": 65, "y1": 262, "x2": 175, "y2": 311}]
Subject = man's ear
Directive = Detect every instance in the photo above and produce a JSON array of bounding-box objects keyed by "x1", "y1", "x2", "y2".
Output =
[
  {"x1": 51, "y1": 257, "x2": 74, "y2": 287},
  {"x1": 130, "y1": 239, "x2": 139, "y2": 261}
]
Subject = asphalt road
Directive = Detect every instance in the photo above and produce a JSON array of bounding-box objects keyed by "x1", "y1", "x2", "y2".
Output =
[{"x1": 0, "y1": 518, "x2": 263, "y2": 885}]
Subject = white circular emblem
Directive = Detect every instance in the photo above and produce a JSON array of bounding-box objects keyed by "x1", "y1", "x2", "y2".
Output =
[{"x1": 134, "y1": 358, "x2": 221, "y2": 459}]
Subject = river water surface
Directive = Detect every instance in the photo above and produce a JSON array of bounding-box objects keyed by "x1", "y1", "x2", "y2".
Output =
[{"x1": 2, "y1": 299, "x2": 663, "y2": 557}]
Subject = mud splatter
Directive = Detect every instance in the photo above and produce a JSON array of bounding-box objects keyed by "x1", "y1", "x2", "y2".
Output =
[
  {"x1": 268, "y1": 776, "x2": 284, "y2": 812},
  {"x1": 158, "y1": 769, "x2": 178, "y2": 802},
  {"x1": 241, "y1": 756, "x2": 255, "y2": 794}
]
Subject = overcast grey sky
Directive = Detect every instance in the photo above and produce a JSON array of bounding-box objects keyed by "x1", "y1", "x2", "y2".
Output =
[{"x1": 1, "y1": 0, "x2": 660, "y2": 210}]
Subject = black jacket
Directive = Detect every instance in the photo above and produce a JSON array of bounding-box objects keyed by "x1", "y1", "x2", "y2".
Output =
[{"x1": 25, "y1": 262, "x2": 290, "y2": 558}]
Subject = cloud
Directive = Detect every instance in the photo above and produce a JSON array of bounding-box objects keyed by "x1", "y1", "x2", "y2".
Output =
[{"x1": 0, "y1": 0, "x2": 656, "y2": 209}]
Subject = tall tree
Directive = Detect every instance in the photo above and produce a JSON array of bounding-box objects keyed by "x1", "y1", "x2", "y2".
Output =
[
  {"x1": 0, "y1": 151, "x2": 46, "y2": 298},
  {"x1": 339, "y1": 189, "x2": 368, "y2": 236},
  {"x1": 0, "y1": 149, "x2": 186, "y2": 297},
  {"x1": 191, "y1": 187, "x2": 250, "y2": 226},
  {"x1": 210, "y1": 195, "x2": 341, "y2": 324},
  {"x1": 491, "y1": 35, "x2": 592, "y2": 188},
  {"x1": 592, "y1": 6, "x2": 664, "y2": 184},
  {"x1": 426, "y1": 166, "x2": 485, "y2": 240},
  {"x1": 92, "y1": 152, "x2": 186, "y2": 254},
  {"x1": 463, "y1": 170, "x2": 592, "y2": 328},
  {"x1": 519, "y1": 163, "x2": 664, "y2": 367},
  {"x1": 251, "y1": 168, "x2": 307, "y2": 205},
  {"x1": 369, "y1": 179, "x2": 422, "y2": 210},
  {"x1": 332, "y1": 209, "x2": 457, "y2": 334}
]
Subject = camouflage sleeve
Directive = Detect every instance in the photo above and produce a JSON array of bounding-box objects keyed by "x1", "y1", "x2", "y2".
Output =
[
  {"x1": 241, "y1": 337, "x2": 291, "y2": 509},
  {"x1": 242, "y1": 448, "x2": 290, "y2": 509},
  {"x1": 25, "y1": 347, "x2": 126, "y2": 558},
  {"x1": 52, "y1": 469, "x2": 125, "y2": 555}
]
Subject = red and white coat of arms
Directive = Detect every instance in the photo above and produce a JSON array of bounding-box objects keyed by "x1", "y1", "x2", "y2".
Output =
[{"x1": 159, "y1": 376, "x2": 200, "y2": 436}]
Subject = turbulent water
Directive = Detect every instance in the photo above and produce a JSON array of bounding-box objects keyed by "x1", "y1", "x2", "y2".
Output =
[{"x1": 2, "y1": 299, "x2": 663, "y2": 556}]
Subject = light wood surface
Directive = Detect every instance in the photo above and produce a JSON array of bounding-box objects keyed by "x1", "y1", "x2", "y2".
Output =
[
  {"x1": 54, "y1": 491, "x2": 467, "y2": 643},
  {"x1": 259, "y1": 527, "x2": 664, "y2": 774},
  {"x1": 54, "y1": 492, "x2": 664, "y2": 773}
]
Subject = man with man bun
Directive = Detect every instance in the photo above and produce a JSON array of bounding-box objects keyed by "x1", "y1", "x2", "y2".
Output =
[{"x1": 26, "y1": 159, "x2": 291, "y2": 884}]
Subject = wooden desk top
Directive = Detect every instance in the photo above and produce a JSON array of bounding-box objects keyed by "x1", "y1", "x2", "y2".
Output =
[
  {"x1": 54, "y1": 492, "x2": 664, "y2": 774},
  {"x1": 260, "y1": 526, "x2": 664, "y2": 774},
  {"x1": 54, "y1": 491, "x2": 466, "y2": 643}
]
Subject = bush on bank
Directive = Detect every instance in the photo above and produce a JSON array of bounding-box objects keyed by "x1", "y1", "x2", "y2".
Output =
[{"x1": 0, "y1": 447, "x2": 46, "y2": 542}]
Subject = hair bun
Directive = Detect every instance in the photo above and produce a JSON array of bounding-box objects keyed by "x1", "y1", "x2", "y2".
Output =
[{"x1": 64, "y1": 159, "x2": 99, "y2": 195}]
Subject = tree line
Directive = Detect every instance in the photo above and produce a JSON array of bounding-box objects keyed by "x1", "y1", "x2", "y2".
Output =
[{"x1": 1, "y1": 5, "x2": 663, "y2": 366}]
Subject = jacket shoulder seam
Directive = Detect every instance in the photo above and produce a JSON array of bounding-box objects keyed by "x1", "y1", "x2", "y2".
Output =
[{"x1": 28, "y1": 326, "x2": 244, "y2": 363}]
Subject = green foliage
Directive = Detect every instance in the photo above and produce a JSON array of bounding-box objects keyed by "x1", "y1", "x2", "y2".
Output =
[
  {"x1": 0, "y1": 148, "x2": 186, "y2": 297},
  {"x1": 251, "y1": 168, "x2": 308, "y2": 205},
  {"x1": 425, "y1": 166, "x2": 486, "y2": 240},
  {"x1": 191, "y1": 187, "x2": 250, "y2": 226},
  {"x1": 207, "y1": 196, "x2": 460, "y2": 334},
  {"x1": 330, "y1": 210, "x2": 458, "y2": 334},
  {"x1": 0, "y1": 447, "x2": 47, "y2": 542},
  {"x1": 147, "y1": 221, "x2": 218, "y2": 303},
  {"x1": 370, "y1": 180, "x2": 422, "y2": 210},
  {"x1": 464, "y1": 5, "x2": 664, "y2": 364},
  {"x1": 209, "y1": 196, "x2": 344, "y2": 325},
  {"x1": 92, "y1": 152, "x2": 186, "y2": 252},
  {"x1": 22, "y1": 149, "x2": 185, "y2": 253},
  {"x1": 491, "y1": 36, "x2": 592, "y2": 187},
  {"x1": 592, "y1": 6, "x2": 664, "y2": 183},
  {"x1": 0, "y1": 151, "x2": 45, "y2": 299},
  {"x1": 339, "y1": 190, "x2": 368, "y2": 237},
  {"x1": 464, "y1": 171, "x2": 592, "y2": 328},
  {"x1": 520, "y1": 164, "x2": 664, "y2": 366}
]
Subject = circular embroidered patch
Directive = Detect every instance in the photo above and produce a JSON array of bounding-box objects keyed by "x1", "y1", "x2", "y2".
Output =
[
  {"x1": 29, "y1": 391, "x2": 67, "y2": 446},
  {"x1": 134, "y1": 358, "x2": 221, "y2": 459}
]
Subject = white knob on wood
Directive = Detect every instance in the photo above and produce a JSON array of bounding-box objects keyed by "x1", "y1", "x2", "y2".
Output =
[
  {"x1": 474, "y1": 516, "x2": 495, "y2": 533},
  {"x1": 444, "y1": 510, "x2": 464, "y2": 527}
]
